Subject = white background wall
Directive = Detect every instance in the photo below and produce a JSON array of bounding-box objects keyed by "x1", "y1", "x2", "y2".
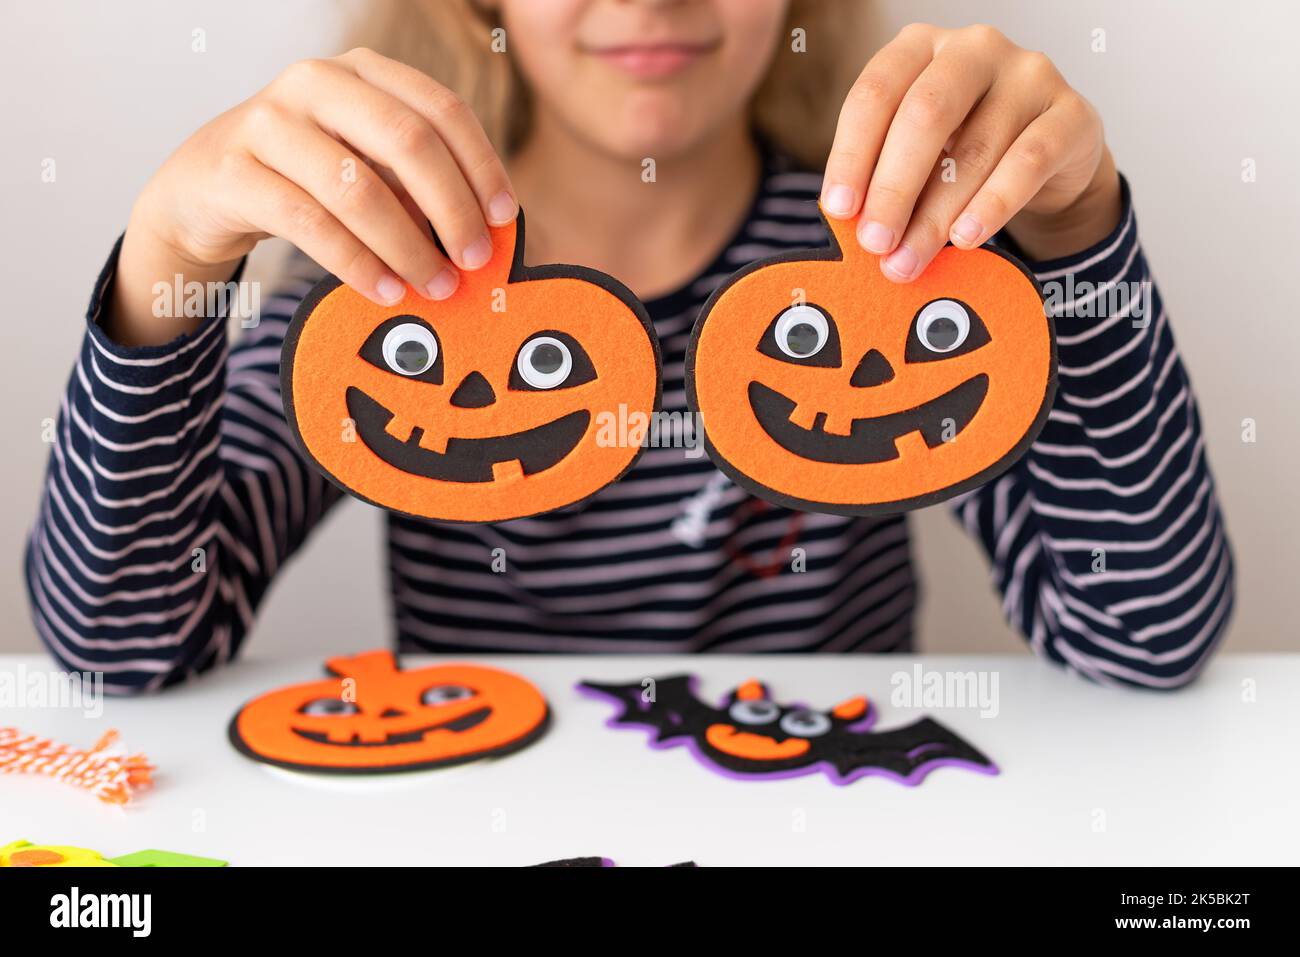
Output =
[{"x1": 2, "y1": 0, "x2": 1295, "y2": 656}]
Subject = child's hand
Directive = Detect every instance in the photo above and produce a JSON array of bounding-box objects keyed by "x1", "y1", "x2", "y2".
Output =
[
  {"x1": 820, "y1": 23, "x2": 1121, "y2": 280},
  {"x1": 113, "y1": 48, "x2": 516, "y2": 343}
]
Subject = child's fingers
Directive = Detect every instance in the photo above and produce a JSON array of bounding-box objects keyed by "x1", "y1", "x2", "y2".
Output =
[
  {"x1": 232, "y1": 155, "x2": 402, "y2": 307},
  {"x1": 881, "y1": 91, "x2": 1042, "y2": 281},
  {"x1": 950, "y1": 101, "x2": 1084, "y2": 250},
  {"x1": 286, "y1": 63, "x2": 491, "y2": 273},
  {"x1": 820, "y1": 27, "x2": 934, "y2": 221},
  {"x1": 375, "y1": 166, "x2": 434, "y2": 239},
  {"x1": 246, "y1": 113, "x2": 457, "y2": 300},
  {"x1": 339, "y1": 48, "x2": 518, "y2": 227},
  {"x1": 858, "y1": 40, "x2": 998, "y2": 258}
]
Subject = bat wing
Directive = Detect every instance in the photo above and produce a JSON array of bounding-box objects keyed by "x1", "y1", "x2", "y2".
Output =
[
  {"x1": 832, "y1": 716, "x2": 996, "y2": 783},
  {"x1": 577, "y1": 674, "x2": 705, "y2": 743},
  {"x1": 532, "y1": 856, "x2": 613, "y2": 867}
]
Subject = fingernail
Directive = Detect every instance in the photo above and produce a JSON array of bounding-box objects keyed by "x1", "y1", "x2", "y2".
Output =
[
  {"x1": 375, "y1": 275, "x2": 405, "y2": 305},
  {"x1": 858, "y1": 220, "x2": 894, "y2": 254},
  {"x1": 487, "y1": 190, "x2": 517, "y2": 225},
  {"x1": 821, "y1": 184, "x2": 855, "y2": 217},
  {"x1": 883, "y1": 245, "x2": 919, "y2": 280},
  {"x1": 461, "y1": 236, "x2": 492, "y2": 270},
  {"x1": 425, "y1": 268, "x2": 458, "y2": 300},
  {"x1": 951, "y1": 214, "x2": 983, "y2": 246}
]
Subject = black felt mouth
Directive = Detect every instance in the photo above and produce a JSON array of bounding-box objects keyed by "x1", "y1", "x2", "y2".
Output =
[
  {"x1": 747, "y1": 374, "x2": 989, "y2": 464},
  {"x1": 346, "y1": 387, "x2": 589, "y2": 483},
  {"x1": 292, "y1": 706, "x2": 491, "y2": 747}
]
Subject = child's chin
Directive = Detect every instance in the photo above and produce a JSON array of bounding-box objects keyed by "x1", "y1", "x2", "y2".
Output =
[{"x1": 593, "y1": 105, "x2": 719, "y2": 164}]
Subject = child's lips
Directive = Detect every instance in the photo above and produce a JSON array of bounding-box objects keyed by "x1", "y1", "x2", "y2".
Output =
[{"x1": 584, "y1": 41, "x2": 718, "y2": 79}]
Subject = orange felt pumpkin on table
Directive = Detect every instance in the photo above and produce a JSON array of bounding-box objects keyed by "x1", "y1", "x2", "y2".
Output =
[
  {"x1": 686, "y1": 205, "x2": 1055, "y2": 515},
  {"x1": 282, "y1": 210, "x2": 661, "y2": 523},
  {"x1": 228, "y1": 651, "x2": 550, "y2": 774}
]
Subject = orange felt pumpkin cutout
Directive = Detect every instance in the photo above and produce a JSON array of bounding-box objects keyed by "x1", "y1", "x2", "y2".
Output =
[
  {"x1": 282, "y1": 210, "x2": 661, "y2": 523},
  {"x1": 686, "y1": 204, "x2": 1055, "y2": 515},
  {"x1": 228, "y1": 651, "x2": 550, "y2": 774}
]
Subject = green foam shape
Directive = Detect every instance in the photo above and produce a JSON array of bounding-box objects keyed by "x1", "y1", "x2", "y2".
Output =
[{"x1": 108, "y1": 849, "x2": 228, "y2": 867}]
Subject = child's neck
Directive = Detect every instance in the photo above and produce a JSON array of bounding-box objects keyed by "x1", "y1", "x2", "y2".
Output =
[{"x1": 509, "y1": 112, "x2": 760, "y2": 302}]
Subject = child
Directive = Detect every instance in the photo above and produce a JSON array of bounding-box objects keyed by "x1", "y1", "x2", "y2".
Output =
[{"x1": 26, "y1": 0, "x2": 1232, "y2": 693}]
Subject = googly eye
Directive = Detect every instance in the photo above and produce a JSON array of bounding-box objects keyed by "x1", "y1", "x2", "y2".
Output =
[
  {"x1": 516, "y1": 335, "x2": 573, "y2": 389},
  {"x1": 382, "y1": 322, "x2": 438, "y2": 375},
  {"x1": 915, "y1": 299, "x2": 971, "y2": 354},
  {"x1": 774, "y1": 304, "x2": 830, "y2": 359},
  {"x1": 779, "y1": 710, "x2": 832, "y2": 738},
  {"x1": 421, "y1": 685, "x2": 474, "y2": 706},
  {"x1": 728, "y1": 700, "x2": 781, "y2": 725},
  {"x1": 299, "y1": 697, "x2": 360, "y2": 716}
]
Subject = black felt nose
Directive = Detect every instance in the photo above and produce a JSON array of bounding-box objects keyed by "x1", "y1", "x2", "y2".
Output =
[
  {"x1": 450, "y1": 371, "x2": 496, "y2": 408},
  {"x1": 379, "y1": 708, "x2": 406, "y2": 718},
  {"x1": 850, "y1": 349, "x2": 895, "y2": 388}
]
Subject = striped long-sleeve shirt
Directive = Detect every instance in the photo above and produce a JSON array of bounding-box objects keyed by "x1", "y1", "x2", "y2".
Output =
[{"x1": 24, "y1": 154, "x2": 1234, "y2": 693}]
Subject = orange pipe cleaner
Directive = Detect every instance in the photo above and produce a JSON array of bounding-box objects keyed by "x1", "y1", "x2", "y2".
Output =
[{"x1": 0, "y1": 728, "x2": 154, "y2": 805}]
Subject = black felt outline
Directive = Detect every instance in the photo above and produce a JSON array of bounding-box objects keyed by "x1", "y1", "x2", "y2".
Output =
[
  {"x1": 280, "y1": 207, "x2": 663, "y2": 524},
  {"x1": 226, "y1": 655, "x2": 552, "y2": 776},
  {"x1": 684, "y1": 204, "x2": 1057, "y2": 517}
]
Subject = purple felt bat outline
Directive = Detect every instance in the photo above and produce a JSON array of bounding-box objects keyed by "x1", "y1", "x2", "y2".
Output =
[
  {"x1": 575, "y1": 674, "x2": 999, "y2": 787},
  {"x1": 532, "y1": 856, "x2": 696, "y2": 867}
]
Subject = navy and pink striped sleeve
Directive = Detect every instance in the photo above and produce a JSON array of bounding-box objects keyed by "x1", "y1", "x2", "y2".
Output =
[
  {"x1": 955, "y1": 177, "x2": 1234, "y2": 689},
  {"x1": 23, "y1": 240, "x2": 341, "y2": 693}
]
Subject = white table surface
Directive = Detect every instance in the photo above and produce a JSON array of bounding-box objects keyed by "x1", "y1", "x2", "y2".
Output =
[{"x1": 2, "y1": 653, "x2": 1295, "y2": 866}]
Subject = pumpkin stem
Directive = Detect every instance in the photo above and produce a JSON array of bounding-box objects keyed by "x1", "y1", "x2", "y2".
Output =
[
  {"x1": 324, "y1": 649, "x2": 400, "y2": 680},
  {"x1": 482, "y1": 211, "x2": 523, "y2": 284},
  {"x1": 818, "y1": 201, "x2": 864, "y2": 264}
]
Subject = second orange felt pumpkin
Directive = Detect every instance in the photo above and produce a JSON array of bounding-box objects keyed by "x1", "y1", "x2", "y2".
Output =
[{"x1": 686, "y1": 205, "x2": 1055, "y2": 515}]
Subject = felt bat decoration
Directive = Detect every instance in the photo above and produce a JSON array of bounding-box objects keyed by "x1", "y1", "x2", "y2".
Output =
[
  {"x1": 228, "y1": 651, "x2": 549, "y2": 774},
  {"x1": 686, "y1": 203, "x2": 1055, "y2": 515},
  {"x1": 533, "y1": 856, "x2": 616, "y2": 868},
  {"x1": 577, "y1": 674, "x2": 996, "y2": 786},
  {"x1": 282, "y1": 209, "x2": 661, "y2": 523},
  {"x1": 533, "y1": 857, "x2": 697, "y2": 867}
]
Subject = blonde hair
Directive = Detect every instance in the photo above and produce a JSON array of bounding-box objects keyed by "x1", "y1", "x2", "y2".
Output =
[{"x1": 345, "y1": 0, "x2": 875, "y2": 170}]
